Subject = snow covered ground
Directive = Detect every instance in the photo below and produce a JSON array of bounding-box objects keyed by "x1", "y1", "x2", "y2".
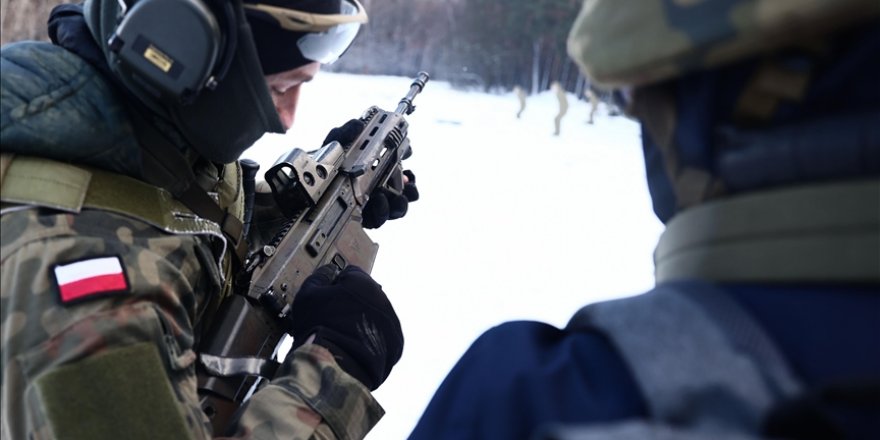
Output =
[{"x1": 242, "y1": 72, "x2": 665, "y2": 439}]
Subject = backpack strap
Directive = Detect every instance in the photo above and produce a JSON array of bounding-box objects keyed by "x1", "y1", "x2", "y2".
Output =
[
  {"x1": 566, "y1": 284, "x2": 804, "y2": 436},
  {"x1": 656, "y1": 179, "x2": 880, "y2": 283}
]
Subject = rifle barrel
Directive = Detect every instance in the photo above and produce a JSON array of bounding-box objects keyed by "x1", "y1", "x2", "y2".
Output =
[{"x1": 396, "y1": 72, "x2": 430, "y2": 115}]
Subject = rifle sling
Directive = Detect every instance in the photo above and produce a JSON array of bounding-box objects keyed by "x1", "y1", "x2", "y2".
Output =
[
  {"x1": 199, "y1": 353, "x2": 280, "y2": 379},
  {"x1": 127, "y1": 104, "x2": 248, "y2": 265}
]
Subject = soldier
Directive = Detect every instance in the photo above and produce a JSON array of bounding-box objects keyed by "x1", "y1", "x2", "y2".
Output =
[
  {"x1": 1, "y1": 0, "x2": 416, "y2": 438},
  {"x1": 552, "y1": 81, "x2": 568, "y2": 135},
  {"x1": 410, "y1": 0, "x2": 879, "y2": 439},
  {"x1": 585, "y1": 87, "x2": 598, "y2": 124},
  {"x1": 514, "y1": 85, "x2": 527, "y2": 118}
]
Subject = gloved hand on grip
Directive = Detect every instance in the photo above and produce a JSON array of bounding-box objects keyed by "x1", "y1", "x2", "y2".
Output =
[
  {"x1": 362, "y1": 170, "x2": 419, "y2": 229},
  {"x1": 289, "y1": 265, "x2": 404, "y2": 391},
  {"x1": 323, "y1": 119, "x2": 420, "y2": 229}
]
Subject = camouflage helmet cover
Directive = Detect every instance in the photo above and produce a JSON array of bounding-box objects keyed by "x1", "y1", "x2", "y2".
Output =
[{"x1": 567, "y1": 0, "x2": 880, "y2": 88}]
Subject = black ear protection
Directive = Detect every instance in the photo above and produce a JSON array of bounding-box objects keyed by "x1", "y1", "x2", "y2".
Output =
[{"x1": 107, "y1": 0, "x2": 237, "y2": 103}]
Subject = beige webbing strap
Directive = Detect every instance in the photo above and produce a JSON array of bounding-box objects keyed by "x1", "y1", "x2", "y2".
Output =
[
  {"x1": 0, "y1": 153, "x2": 14, "y2": 185},
  {"x1": 655, "y1": 179, "x2": 880, "y2": 283}
]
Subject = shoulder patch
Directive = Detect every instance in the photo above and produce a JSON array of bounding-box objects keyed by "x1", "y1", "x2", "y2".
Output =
[{"x1": 52, "y1": 256, "x2": 130, "y2": 304}]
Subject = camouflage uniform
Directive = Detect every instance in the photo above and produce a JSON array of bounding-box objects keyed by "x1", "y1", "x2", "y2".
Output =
[
  {"x1": 567, "y1": 0, "x2": 880, "y2": 88},
  {"x1": 1, "y1": 39, "x2": 382, "y2": 440}
]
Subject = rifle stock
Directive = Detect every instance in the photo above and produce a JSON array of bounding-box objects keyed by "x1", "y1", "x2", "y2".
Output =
[{"x1": 196, "y1": 72, "x2": 429, "y2": 434}]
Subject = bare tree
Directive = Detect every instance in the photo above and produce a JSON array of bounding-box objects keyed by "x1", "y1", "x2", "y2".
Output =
[
  {"x1": 1, "y1": 0, "x2": 587, "y2": 95},
  {"x1": 0, "y1": 0, "x2": 75, "y2": 45}
]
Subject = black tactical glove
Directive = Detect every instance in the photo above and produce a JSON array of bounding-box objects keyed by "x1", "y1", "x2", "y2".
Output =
[
  {"x1": 322, "y1": 118, "x2": 366, "y2": 148},
  {"x1": 323, "y1": 119, "x2": 420, "y2": 229},
  {"x1": 362, "y1": 169, "x2": 419, "y2": 229},
  {"x1": 290, "y1": 265, "x2": 403, "y2": 391}
]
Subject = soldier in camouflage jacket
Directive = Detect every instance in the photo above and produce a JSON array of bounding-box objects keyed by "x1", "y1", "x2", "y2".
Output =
[{"x1": 1, "y1": 1, "x2": 408, "y2": 439}]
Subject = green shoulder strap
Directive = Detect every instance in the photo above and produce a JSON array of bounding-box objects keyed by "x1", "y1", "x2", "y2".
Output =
[{"x1": 0, "y1": 154, "x2": 223, "y2": 239}]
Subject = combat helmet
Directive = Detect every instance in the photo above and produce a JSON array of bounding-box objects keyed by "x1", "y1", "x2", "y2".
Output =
[{"x1": 568, "y1": 0, "x2": 879, "y2": 88}]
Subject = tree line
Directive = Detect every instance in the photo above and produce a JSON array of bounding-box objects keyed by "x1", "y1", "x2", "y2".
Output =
[
  {"x1": 333, "y1": 0, "x2": 590, "y2": 96},
  {"x1": 0, "y1": 0, "x2": 75, "y2": 46},
  {"x1": 0, "y1": 0, "x2": 590, "y2": 96}
]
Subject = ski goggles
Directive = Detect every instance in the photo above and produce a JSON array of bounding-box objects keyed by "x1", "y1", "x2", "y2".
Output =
[{"x1": 244, "y1": 0, "x2": 368, "y2": 71}]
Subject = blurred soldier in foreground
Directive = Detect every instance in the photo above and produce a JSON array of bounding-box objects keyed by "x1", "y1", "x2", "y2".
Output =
[
  {"x1": 1, "y1": 0, "x2": 416, "y2": 438},
  {"x1": 411, "y1": 0, "x2": 879, "y2": 438}
]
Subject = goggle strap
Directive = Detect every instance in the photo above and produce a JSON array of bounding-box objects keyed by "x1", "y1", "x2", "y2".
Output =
[{"x1": 243, "y1": 0, "x2": 367, "y2": 32}]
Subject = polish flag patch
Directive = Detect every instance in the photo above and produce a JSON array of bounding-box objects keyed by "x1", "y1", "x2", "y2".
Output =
[{"x1": 53, "y1": 256, "x2": 130, "y2": 304}]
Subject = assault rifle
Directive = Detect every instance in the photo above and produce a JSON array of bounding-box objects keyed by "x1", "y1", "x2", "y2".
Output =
[{"x1": 196, "y1": 72, "x2": 429, "y2": 434}]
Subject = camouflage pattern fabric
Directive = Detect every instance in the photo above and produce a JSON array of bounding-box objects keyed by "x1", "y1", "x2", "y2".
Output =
[
  {"x1": 567, "y1": 0, "x2": 880, "y2": 87},
  {"x1": 2, "y1": 35, "x2": 383, "y2": 439},
  {"x1": 230, "y1": 345, "x2": 384, "y2": 439},
  {"x1": 0, "y1": 206, "x2": 383, "y2": 439}
]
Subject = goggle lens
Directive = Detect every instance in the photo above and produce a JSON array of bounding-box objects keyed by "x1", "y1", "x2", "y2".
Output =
[
  {"x1": 297, "y1": 20, "x2": 361, "y2": 64},
  {"x1": 245, "y1": 0, "x2": 367, "y2": 72}
]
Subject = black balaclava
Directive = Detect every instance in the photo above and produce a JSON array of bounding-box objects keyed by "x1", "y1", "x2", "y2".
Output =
[{"x1": 83, "y1": 0, "x2": 284, "y2": 165}]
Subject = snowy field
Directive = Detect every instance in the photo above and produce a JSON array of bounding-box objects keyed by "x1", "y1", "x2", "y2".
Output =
[{"x1": 242, "y1": 72, "x2": 665, "y2": 439}]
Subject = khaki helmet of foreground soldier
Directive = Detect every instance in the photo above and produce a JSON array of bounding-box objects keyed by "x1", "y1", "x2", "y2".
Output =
[
  {"x1": 409, "y1": 1, "x2": 879, "y2": 439},
  {"x1": 1, "y1": 0, "x2": 415, "y2": 438}
]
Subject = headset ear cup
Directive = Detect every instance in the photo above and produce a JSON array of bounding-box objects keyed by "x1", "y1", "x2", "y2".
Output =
[
  {"x1": 110, "y1": 0, "x2": 221, "y2": 102},
  {"x1": 205, "y1": 0, "x2": 239, "y2": 88},
  {"x1": 170, "y1": 4, "x2": 285, "y2": 164}
]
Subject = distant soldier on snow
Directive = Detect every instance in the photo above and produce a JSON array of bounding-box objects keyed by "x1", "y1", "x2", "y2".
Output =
[
  {"x1": 586, "y1": 87, "x2": 599, "y2": 124},
  {"x1": 552, "y1": 81, "x2": 568, "y2": 135},
  {"x1": 514, "y1": 85, "x2": 527, "y2": 118}
]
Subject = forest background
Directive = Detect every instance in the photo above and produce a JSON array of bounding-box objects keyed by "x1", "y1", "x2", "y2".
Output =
[{"x1": 0, "y1": 0, "x2": 591, "y2": 97}]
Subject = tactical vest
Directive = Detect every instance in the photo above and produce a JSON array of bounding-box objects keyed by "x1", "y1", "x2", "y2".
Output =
[{"x1": 545, "y1": 179, "x2": 880, "y2": 440}]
